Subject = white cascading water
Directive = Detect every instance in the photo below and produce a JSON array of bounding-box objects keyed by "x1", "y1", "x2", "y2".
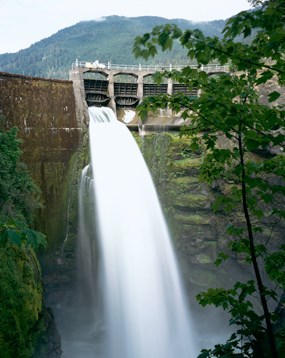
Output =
[{"x1": 77, "y1": 106, "x2": 197, "y2": 358}]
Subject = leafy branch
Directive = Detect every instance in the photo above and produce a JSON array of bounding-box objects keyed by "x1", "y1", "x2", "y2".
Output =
[{"x1": 133, "y1": 1, "x2": 285, "y2": 357}]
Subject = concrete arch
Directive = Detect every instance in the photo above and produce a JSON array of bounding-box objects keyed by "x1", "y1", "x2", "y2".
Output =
[
  {"x1": 208, "y1": 71, "x2": 230, "y2": 77},
  {"x1": 113, "y1": 72, "x2": 139, "y2": 82},
  {"x1": 82, "y1": 69, "x2": 108, "y2": 78},
  {"x1": 142, "y1": 73, "x2": 168, "y2": 84},
  {"x1": 83, "y1": 72, "x2": 108, "y2": 82}
]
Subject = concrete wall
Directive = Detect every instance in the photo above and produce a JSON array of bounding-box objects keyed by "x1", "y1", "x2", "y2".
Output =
[{"x1": 0, "y1": 72, "x2": 81, "y2": 247}]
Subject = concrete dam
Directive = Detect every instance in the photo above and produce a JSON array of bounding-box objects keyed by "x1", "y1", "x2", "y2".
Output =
[
  {"x1": 70, "y1": 60, "x2": 229, "y2": 127},
  {"x1": 0, "y1": 62, "x2": 229, "y2": 241}
]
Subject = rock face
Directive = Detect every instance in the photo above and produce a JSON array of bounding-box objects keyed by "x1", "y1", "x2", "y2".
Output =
[
  {"x1": 136, "y1": 133, "x2": 224, "y2": 287},
  {"x1": 136, "y1": 132, "x2": 284, "y2": 285},
  {"x1": 33, "y1": 307, "x2": 62, "y2": 358},
  {"x1": 135, "y1": 131, "x2": 284, "y2": 345}
]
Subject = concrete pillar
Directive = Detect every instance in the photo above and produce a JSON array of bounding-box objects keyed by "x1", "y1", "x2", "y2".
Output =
[
  {"x1": 167, "y1": 77, "x2": 173, "y2": 116},
  {"x1": 137, "y1": 74, "x2": 144, "y2": 102},
  {"x1": 167, "y1": 78, "x2": 173, "y2": 95},
  {"x1": 107, "y1": 72, "x2": 116, "y2": 112},
  {"x1": 69, "y1": 69, "x2": 89, "y2": 126}
]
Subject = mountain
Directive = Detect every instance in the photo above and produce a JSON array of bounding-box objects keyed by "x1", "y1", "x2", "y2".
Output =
[{"x1": 0, "y1": 16, "x2": 225, "y2": 79}]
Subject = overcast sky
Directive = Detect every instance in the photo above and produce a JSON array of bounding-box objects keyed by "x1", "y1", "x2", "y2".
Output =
[{"x1": 0, "y1": 0, "x2": 251, "y2": 54}]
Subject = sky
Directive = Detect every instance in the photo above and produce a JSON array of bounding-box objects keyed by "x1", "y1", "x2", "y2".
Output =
[{"x1": 0, "y1": 0, "x2": 251, "y2": 54}]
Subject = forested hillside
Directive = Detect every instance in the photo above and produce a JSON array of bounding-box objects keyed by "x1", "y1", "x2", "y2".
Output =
[{"x1": 0, "y1": 16, "x2": 225, "y2": 79}]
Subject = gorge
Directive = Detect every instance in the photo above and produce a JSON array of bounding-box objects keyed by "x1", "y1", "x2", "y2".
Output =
[
  {"x1": 1, "y1": 4, "x2": 285, "y2": 350},
  {"x1": 1, "y1": 53, "x2": 284, "y2": 356},
  {"x1": 1, "y1": 66, "x2": 284, "y2": 357},
  {"x1": 0, "y1": 71, "x2": 235, "y2": 356}
]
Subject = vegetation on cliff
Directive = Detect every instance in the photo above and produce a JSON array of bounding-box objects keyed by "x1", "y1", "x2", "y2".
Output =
[
  {"x1": 0, "y1": 118, "x2": 50, "y2": 357},
  {"x1": 133, "y1": 0, "x2": 285, "y2": 356}
]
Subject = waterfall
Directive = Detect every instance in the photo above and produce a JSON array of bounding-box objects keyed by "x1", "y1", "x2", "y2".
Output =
[{"x1": 76, "y1": 106, "x2": 197, "y2": 358}]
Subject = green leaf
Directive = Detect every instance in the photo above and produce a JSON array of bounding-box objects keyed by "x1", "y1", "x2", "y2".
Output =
[
  {"x1": 23, "y1": 227, "x2": 47, "y2": 251},
  {"x1": 268, "y1": 91, "x2": 281, "y2": 103},
  {"x1": 215, "y1": 252, "x2": 229, "y2": 266},
  {"x1": 0, "y1": 221, "x2": 47, "y2": 251},
  {"x1": 197, "y1": 350, "x2": 211, "y2": 358},
  {"x1": 265, "y1": 248, "x2": 285, "y2": 288},
  {"x1": 0, "y1": 228, "x2": 22, "y2": 246},
  {"x1": 255, "y1": 70, "x2": 274, "y2": 85}
]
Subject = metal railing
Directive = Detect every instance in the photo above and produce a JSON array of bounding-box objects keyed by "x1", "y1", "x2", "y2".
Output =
[{"x1": 71, "y1": 60, "x2": 230, "y2": 73}]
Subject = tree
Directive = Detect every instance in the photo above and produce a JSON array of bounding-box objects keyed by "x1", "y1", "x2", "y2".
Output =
[
  {"x1": 0, "y1": 118, "x2": 47, "y2": 356},
  {"x1": 0, "y1": 120, "x2": 46, "y2": 250},
  {"x1": 133, "y1": 1, "x2": 285, "y2": 357},
  {"x1": 0, "y1": 124, "x2": 39, "y2": 223}
]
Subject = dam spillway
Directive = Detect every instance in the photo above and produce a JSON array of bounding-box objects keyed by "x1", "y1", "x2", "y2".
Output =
[{"x1": 68, "y1": 106, "x2": 198, "y2": 358}]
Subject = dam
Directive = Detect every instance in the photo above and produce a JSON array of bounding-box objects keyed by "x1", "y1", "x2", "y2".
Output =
[{"x1": 69, "y1": 60, "x2": 230, "y2": 127}]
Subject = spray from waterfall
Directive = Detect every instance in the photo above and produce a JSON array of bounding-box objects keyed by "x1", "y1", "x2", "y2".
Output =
[{"x1": 76, "y1": 106, "x2": 197, "y2": 358}]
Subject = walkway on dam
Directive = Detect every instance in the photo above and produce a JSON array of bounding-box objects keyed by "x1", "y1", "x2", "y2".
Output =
[{"x1": 72, "y1": 60, "x2": 230, "y2": 74}]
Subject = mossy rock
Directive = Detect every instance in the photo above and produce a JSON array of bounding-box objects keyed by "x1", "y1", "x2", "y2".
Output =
[
  {"x1": 0, "y1": 245, "x2": 43, "y2": 357},
  {"x1": 174, "y1": 212, "x2": 211, "y2": 225},
  {"x1": 184, "y1": 264, "x2": 219, "y2": 287},
  {"x1": 173, "y1": 176, "x2": 201, "y2": 192},
  {"x1": 173, "y1": 193, "x2": 211, "y2": 211},
  {"x1": 194, "y1": 253, "x2": 215, "y2": 264},
  {"x1": 179, "y1": 224, "x2": 216, "y2": 243},
  {"x1": 173, "y1": 157, "x2": 202, "y2": 177}
]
